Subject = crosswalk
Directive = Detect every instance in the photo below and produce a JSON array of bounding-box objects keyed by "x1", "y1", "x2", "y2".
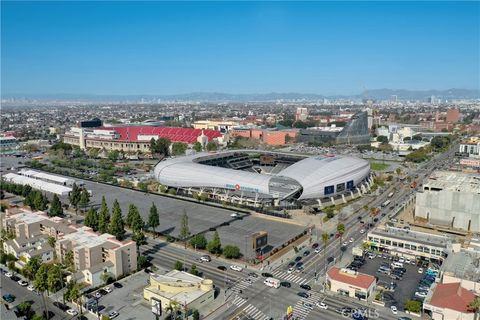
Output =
[
  {"x1": 235, "y1": 304, "x2": 270, "y2": 320},
  {"x1": 292, "y1": 292, "x2": 322, "y2": 320},
  {"x1": 271, "y1": 270, "x2": 309, "y2": 285},
  {"x1": 231, "y1": 295, "x2": 248, "y2": 308}
]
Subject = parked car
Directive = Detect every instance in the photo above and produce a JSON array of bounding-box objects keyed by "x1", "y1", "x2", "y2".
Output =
[
  {"x1": 16, "y1": 279, "x2": 28, "y2": 286},
  {"x1": 4, "y1": 272, "x2": 13, "y2": 278},
  {"x1": 295, "y1": 256, "x2": 302, "y2": 262},
  {"x1": 66, "y1": 309, "x2": 78, "y2": 316},
  {"x1": 27, "y1": 284, "x2": 35, "y2": 291},
  {"x1": 315, "y1": 247, "x2": 321, "y2": 253},
  {"x1": 217, "y1": 266, "x2": 227, "y2": 271},
  {"x1": 391, "y1": 306, "x2": 398, "y2": 314},
  {"x1": 2, "y1": 294, "x2": 15, "y2": 303},
  {"x1": 94, "y1": 292, "x2": 103, "y2": 299},
  {"x1": 113, "y1": 282, "x2": 123, "y2": 288},
  {"x1": 303, "y1": 251, "x2": 310, "y2": 256},
  {"x1": 53, "y1": 302, "x2": 69, "y2": 311},
  {"x1": 104, "y1": 287, "x2": 112, "y2": 293},
  {"x1": 10, "y1": 275, "x2": 20, "y2": 282}
]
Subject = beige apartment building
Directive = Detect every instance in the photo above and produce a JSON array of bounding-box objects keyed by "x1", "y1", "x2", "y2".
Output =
[{"x1": 1, "y1": 207, "x2": 136, "y2": 286}]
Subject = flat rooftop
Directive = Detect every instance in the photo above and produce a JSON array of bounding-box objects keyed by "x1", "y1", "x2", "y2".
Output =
[
  {"x1": 442, "y1": 250, "x2": 480, "y2": 283},
  {"x1": 9, "y1": 209, "x2": 47, "y2": 224},
  {"x1": 423, "y1": 170, "x2": 480, "y2": 193},
  {"x1": 369, "y1": 225, "x2": 453, "y2": 248},
  {"x1": 62, "y1": 226, "x2": 118, "y2": 249}
]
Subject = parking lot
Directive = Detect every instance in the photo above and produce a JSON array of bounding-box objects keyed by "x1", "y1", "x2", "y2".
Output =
[
  {"x1": 87, "y1": 272, "x2": 152, "y2": 320},
  {"x1": 354, "y1": 253, "x2": 425, "y2": 311}
]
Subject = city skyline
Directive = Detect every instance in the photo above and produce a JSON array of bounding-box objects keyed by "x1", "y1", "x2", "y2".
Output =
[{"x1": 2, "y1": 1, "x2": 479, "y2": 96}]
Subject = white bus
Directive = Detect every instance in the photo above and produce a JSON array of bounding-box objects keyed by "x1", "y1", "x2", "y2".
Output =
[
  {"x1": 387, "y1": 192, "x2": 394, "y2": 198},
  {"x1": 263, "y1": 277, "x2": 281, "y2": 289},
  {"x1": 381, "y1": 200, "x2": 391, "y2": 208}
]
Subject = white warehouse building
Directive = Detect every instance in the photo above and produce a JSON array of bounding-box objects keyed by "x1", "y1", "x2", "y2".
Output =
[{"x1": 415, "y1": 171, "x2": 480, "y2": 233}]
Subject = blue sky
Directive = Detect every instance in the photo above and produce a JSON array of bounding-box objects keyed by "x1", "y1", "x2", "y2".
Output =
[{"x1": 1, "y1": 1, "x2": 479, "y2": 95}]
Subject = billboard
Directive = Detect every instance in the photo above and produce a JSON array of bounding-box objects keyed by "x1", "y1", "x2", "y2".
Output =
[
  {"x1": 151, "y1": 297, "x2": 161, "y2": 316},
  {"x1": 252, "y1": 231, "x2": 268, "y2": 250}
]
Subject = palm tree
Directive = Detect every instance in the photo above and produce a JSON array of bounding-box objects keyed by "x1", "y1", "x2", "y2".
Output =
[
  {"x1": 166, "y1": 300, "x2": 180, "y2": 320},
  {"x1": 469, "y1": 297, "x2": 480, "y2": 320},
  {"x1": 321, "y1": 233, "x2": 329, "y2": 273}
]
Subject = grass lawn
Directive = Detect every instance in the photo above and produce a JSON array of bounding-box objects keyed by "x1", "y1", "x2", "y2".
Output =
[{"x1": 370, "y1": 162, "x2": 390, "y2": 171}]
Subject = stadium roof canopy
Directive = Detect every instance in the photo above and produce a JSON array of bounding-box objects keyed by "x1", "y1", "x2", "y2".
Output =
[{"x1": 153, "y1": 151, "x2": 370, "y2": 200}]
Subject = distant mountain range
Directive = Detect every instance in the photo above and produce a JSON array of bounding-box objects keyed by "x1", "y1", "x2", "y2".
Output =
[{"x1": 3, "y1": 88, "x2": 479, "y2": 102}]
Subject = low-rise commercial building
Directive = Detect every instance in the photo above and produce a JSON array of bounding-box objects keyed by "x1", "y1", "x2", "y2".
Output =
[
  {"x1": 144, "y1": 270, "x2": 214, "y2": 316},
  {"x1": 423, "y1": 282, "x2": 477, "y2": 320},
  {"x1": 326, "y1": 267, "x2": 376, "y2": 301},
  {"x1": 365, "y1": 226, "x2": 450, "y2": 263},
  {"x1": 459, "y1": 136, "x2": 480, "y2": 158}
]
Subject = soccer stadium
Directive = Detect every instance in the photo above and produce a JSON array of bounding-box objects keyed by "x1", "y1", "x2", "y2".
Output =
[{"x1": 153, "y1": 151, "x2": 371, "y2": 206}]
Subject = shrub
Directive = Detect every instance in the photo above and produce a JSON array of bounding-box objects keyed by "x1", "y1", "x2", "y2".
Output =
[{"x1": 223, "y1": 245, "x2": 241, "y2": 259}]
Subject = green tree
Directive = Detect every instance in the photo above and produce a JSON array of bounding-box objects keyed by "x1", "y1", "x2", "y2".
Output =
[
  {"x1": 84, "y1": 208, "x2": 99, "y2": 231},
  {"x1": 64, "y1": 250, "x2": 75, "y2": 272},
  {"x1": 132, "y1": 231, "x2": 147, "y2": 255},
  {"x1": 138, "y1": 182, "x2": 148, "y2": 192},
  {"x1": 171, "y1": 142, "x2": 188, "y2": 156},
  {"x1": 174, "y1": 260, "x2": 183, "y2": 271},
  {"x1": 337, "y1": 223, "x2": 345, "y2": 236},
  {"x1": 207, "y1": 231, "x2": 222, "y2": 254},
  {"x1": 321, "y1": 233, "x2": 329, "y2": 274},
  {"x1": 97, "y1": 196, "x2": 110, "y2": 234},
  {"x1": 190, "y1": 263, "x2": 199, "y2": 276},
  {"x1": 109, "y1": 200, "x2": 125, "y2": 240},
  {"x1": 404, "y1": 299, "x2": 422, "y2": 313},
  {"x1": 34, "y1": 192, "x2": 48, "y2": 211},
  {"x1": 189, "y1": 234, "x2": 207, "y2": 250},
  {"x1": 49, "y1": 194, "x2": 63, "y2": 217},
  {"x1": 193, "y1": 142, "x2": 203, "y2": 152},
  {"x1": 192, "y1": 309, "x2": 200, "y2": 320},
  {"x1": 126, "y1": 204, "x2": 144, "y2": 232},
  {"x1": 48, "y1": 236, "x2": 56, "y2": 251},
  {"x1": 206, "y1": 141, "x2": 217, "y2": 152},
  {"x1": 23, "y1": 256, "x2": 42, "y2": 280},
  {"x1": 469, "y1": 297, "x2": 480, "y2": 320},
  {"x1": 16, "y1": 301, "x2": 32, "y2": 317},
  {"x1": 47, "y1": 264, "x2": 63, "y2": 293},
  {"x1": 69, "y1": 183, "x2": 81, "y2": 210},
  {"x1": 100, "y1": 271, "x2": 111, "y2": 285},
  {"x1": 64, "y1": 280, "x2": 82, "y2": 314},
  {"x1": 137, "y1": 255, "x2": 148, "y2": 269},
  {"x1": 108, "y1": 150, "x2": 120, "y2": 162},
  {"x1": 79, "y1": 188, "x2": 90, "y2": 212},
  {"x1": 34, "y1": 264, "x2": 51, "y2": 319},
  {"x1": 223, "y1": 245, "x2": 241, "y2": 259},
  {"x1": 179, "y1": 210, "x2": 190, "y2": 247},
  {"x1": 148, "y1": 202, "x2": 160, "y2": 237},
  {"x1": 156, "y1": 138, "x2": 171, "y2": 156}
]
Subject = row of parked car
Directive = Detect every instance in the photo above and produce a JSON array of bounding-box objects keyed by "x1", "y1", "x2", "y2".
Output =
[
  {"x1": 414, "y1": 268, "x2": 439, "y2": 300},
  {"x1": 346, "y1": 256, "x2": 366, "y2": 272}
]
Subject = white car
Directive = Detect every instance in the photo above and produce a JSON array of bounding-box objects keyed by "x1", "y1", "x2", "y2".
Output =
[
  {"x1": 230, "y1": 265, "x2": 243, "y2": 272},
  {"x1": 391, "y1": 306, "x2": 398, "y2": 314},
  {"x1": 342, "y1": 242, "x2": 348, "y2": 246},
  {"x1": 17, "y1": 280, "x2": 28, "y2": 287},
  {"x1": 405, "y1": 258, "x2": 411, "y2": 264},
  {"x1": 200, "y1": 255, "x2": 211, "y2": 262},
  {"x1": 316, "y1": 302, "x2": 328, "y2": 310},
  {"x1": 398, "y1": 258, "x2": 405, "y2": 263},
  {"x1": 27, "y1": 284, "x2": 35, "y2": 291},
  {"x1": 230, "y1": 213, "x2": 238, "y2": 218},
  {"x1": 66, "y1": 309, "x2": 78, "y2": 316},
  {"x1": 4, "y1": 272, "x2": 12, "y2": 278},
  {"x1": 94, "y1": 292, "x2": 102, "y2": 299},
  {"x1": 287, "y1": 267, "x2": 294, "y2": 274},
  {"x1": 314, "y1": 248, "x2": 321, "y2": 253},
  {"x1": 349, "y1": 237, "x2": 354, "y2": 243},
  {"x1": 418, "y1": 268, "x2": 424, "y2": 274},
  {"x1": 108, "y1": 311, "x2": 119, "y2": 319},
  {"x1": 359, "y1": 229, "x2": 365, "y2": 234},
  {"x1": 104, "y1": 286, "x2": 112, "y2": 293}
]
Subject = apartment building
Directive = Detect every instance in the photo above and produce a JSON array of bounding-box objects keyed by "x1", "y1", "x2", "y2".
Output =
[{"x1": 1, "y1": 207, "x2": 136, "y2": 286}]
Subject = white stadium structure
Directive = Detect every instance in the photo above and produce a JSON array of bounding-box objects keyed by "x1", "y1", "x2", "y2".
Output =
[{"x1": 153, "y1": 151, "x2": 372, "y2": 206}]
